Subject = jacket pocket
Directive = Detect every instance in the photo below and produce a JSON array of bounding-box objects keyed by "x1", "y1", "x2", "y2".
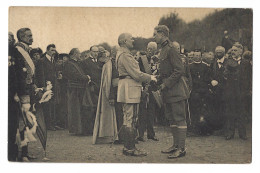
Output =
[{"x1": 128, "y1": 86, "x2": 142, "y2": 99}]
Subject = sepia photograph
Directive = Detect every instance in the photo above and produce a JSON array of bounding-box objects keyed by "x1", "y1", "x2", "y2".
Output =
[{"x1": 6, "y1": 2, "x2": 255, "y2": 166}]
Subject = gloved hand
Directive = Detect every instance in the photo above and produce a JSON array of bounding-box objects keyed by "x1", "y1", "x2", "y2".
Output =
[{"x1": 211, "y1": 80, "x2": 218, "y2": 87}]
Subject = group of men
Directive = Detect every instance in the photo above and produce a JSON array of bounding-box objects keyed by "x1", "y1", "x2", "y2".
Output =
[{"x1": 8, "y1": 25, "x2": 252, "y2": 161}]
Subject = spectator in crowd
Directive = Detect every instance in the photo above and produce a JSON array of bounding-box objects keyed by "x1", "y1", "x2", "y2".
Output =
[
  {"x1": 29, "y1": 47, "x2": 43, "y2": 64},
  {"x1": 110, "y1": 46, "x2": 124, "y2": 144},
  {"x1": 93, "y1": 48, "x2": 118, "y2": 144},
  {"x1": 189, "y1": 51, "x2": 212, "y2": 135},
  {"x1": 8, "y1": 31, "x2": 19, "y2": 161},
  {"x1": 240, "y1": 51, "x2": 252, "y2": 123},
  {"x1": 80, "y1": 50, "x2": 90, "y2": 61},
  {"x1": 209, "y1": 46, "x2": 227, "y2": 134},
  {"x1": 224, "y1": 46, "x2": 247, "y2": 140},
  {"x1": 63, "y1": 48, "x2": 91, "y2": 135},
  {"x1": 35, "y1": 44, "x2": 63, "y2": 131},
  {"x1": 187, "y1": 51, "x2": 194, "y2": 64},
  {"x1": 79, "y1": 45, "x2": 103, "y2": 134}
]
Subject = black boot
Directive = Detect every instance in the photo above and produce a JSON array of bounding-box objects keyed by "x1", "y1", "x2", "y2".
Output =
[{"x1": 168, "y1": 148, "x2": 186, "y2": 159}]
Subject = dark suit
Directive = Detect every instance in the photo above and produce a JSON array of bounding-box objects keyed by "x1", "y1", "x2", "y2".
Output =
[
  {"x1": 80, "y1": 57, "x2": 102, "y2": 99},
  {"x1": 35, "y1": 54, "x2": 57, "y2": 129},
  {"x1": 209, "y1": 57, "x2": 227, "y2": 130},
  {"x1": 189, "y1": 62, "x2": 211, "y2": 134},
  {"x1": 223, "y1": 58, "x2": 246, "y2": 138},
  {"x1": 63, "y1": 59, "x2": 91, "y2": 135},
  {"x1": 8, "y1": 46, "x2": 19, "y2": 161}
]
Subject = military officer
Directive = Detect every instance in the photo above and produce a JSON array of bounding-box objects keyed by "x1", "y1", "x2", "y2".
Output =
[
  {"x1": 116, "y1": 33, "x2": 157, "y2": 157},
  {"x1": 13, "y1": 28, "x2": 37, "y2": 161},
  {"x1": 153, "y1": 25, "x2": 190, "y2": 159},
  {"x1": 137, "y1": 41, "x2": 159, "y2": 142}
]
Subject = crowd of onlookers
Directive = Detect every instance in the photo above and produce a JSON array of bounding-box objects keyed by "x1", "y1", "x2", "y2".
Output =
[{"x1": 8, "y1": 28, "x2": 252, "y2": 161}]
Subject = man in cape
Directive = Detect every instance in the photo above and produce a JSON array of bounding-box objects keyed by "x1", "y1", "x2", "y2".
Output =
[{"x1": 93, "y1": 50, "x2": 118, "y2": 144}]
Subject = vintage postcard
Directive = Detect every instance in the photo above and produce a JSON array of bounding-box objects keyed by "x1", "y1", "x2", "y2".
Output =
[{"x1": 8, "y1": 7, "x2": 252, "y2": 164}]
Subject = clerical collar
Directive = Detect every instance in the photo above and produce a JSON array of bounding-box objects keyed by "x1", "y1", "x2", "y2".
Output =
[
  {"x1": 193, "y1": 61, "x2": 202, "y2": 64},
  {"x1": 233, "y1": 56, "x2": 241, "y2": 61},
  {"x1": 46, "y1": 54, "x2": 52, "y2": 62}
]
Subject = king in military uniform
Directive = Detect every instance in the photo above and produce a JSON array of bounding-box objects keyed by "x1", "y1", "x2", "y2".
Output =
[{"x1": 153, "y1": 25, "x2": 190, "y2": 159}]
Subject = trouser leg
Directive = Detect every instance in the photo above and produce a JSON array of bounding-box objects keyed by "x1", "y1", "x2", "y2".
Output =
[
  {"x1": 8, "y1": 100, "x2": 19, "y2": 161},
  {"x1": 225, "y1": 101, "x2": 236, "y2": 137},
  {"x1": 237, "y1": 113, "x2": 247, "y2": 138},
  {"x1": 137, "y1": 101, "x2": 146, "y2": 138},
  {"x1": 115, "y1": 102, "x2": 124, "y2": 141},
  {"x1": 122, "y1": 103, "x2": 139, "y2": 150},
  {"x1": 147, "y1": 96, "x2": 155, "y2": 138},
  {"x1": 166, "y1": 100, "x2": 187, "y2": 149}
]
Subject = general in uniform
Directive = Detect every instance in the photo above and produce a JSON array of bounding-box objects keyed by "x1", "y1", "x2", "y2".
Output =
[{"x1": 116, "y1": 33, "x2": 157, "y2": 156}]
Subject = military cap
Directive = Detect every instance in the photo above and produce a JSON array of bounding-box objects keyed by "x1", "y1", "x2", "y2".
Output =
[{"x1": 154, "y1": 25, "x2": 169, "y2": 37}]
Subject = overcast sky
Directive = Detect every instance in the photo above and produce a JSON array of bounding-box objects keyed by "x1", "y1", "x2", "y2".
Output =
[{"x1": 9, "y1": 7, "x2": 221, "y2": 53}]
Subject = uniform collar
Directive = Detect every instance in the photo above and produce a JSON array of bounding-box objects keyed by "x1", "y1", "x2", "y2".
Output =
[
  {"x1": 16, "y1": 42, "x2": 30, "y2": 52},
  {"x1": 161, "y1": 39, "x2": 169, "y2": 48},
  {"x1": 119, "y1": 47, "x2": 131, "y2": 54}
]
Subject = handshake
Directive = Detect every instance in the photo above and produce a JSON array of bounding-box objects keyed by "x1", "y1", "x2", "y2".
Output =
[{"x1": 151, "y1": 75, "x2": 158, "y2": 83}]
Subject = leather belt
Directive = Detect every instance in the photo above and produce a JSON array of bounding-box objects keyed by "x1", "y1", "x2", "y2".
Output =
[{"x1": 119, "y1": 75, "x2": 132, "y2": 79}]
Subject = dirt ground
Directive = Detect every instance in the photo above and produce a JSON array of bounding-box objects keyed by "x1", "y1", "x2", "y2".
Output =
[{"x1": 27, "y1": 124, "x2": 252, "y2": 163}]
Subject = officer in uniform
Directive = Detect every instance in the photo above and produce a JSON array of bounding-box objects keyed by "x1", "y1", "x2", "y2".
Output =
[
  {"x1": 13, "y1": 28, "x2": 37, "y2": 161},
  {"x1": 153, "y1": 25, "x2": 190, "y2": 159},
  {"x1": 137, "y1": 42, "x2": 159, "y2": 142},
  {"x1": 116, "y1": 33, "x2": 157, "y2": 156}
]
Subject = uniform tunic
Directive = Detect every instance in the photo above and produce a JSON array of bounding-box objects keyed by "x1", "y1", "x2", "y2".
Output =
[
  {"x1": 158, "y1": 40, "x2": 189, "y2": 126},
  {"x1": 116, "y1": 47, "x2": 151, "y2": 128}
]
